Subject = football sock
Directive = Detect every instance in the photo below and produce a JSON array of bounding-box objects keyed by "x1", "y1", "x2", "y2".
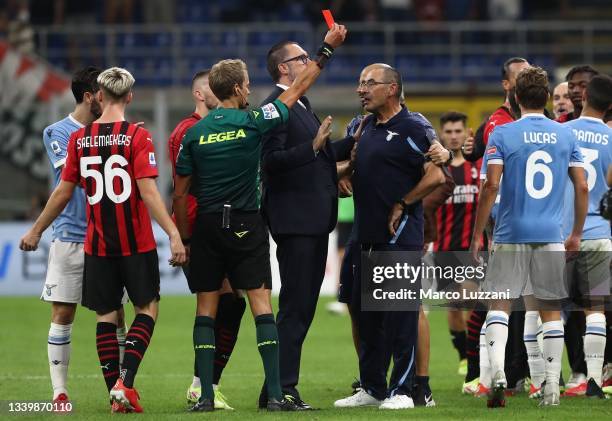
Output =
[
  {"x1": 605, "y1": 311, "x2": 612, "y2": 365},
  {"x1": 485, "y1": 311, "x2": 509, "y2": 376},
  {"x1": 255, "y1": 313, "x2": 282, "y2": 401},
  {"x1": 96, "y1": 322, "x2": 120, "y2": 392},
  {"x1": 191, "y1": 375, "x2": 201, "y2": 388},
  {"x1": 116, "y1": 325, "x2": 126, "y2": 366},
  {"x1": 213, "y1": 293, "x2": 246, "y2": 385},
  {"x1": 193, "y1": 316, "x2": 215, "y2": 402},
  {"x1": 479, "y1": 322, "x2": 491, "y2": 387},
  {"x1": 450, "y1": 329, "x2": 468, "y2": 361},
  {"x1": 585, "y1": 313, "x2": 606, "y2": 385},
  {"x1": 523, "y1": 311, "x2": 545, "y2": 388},
  {"x1": 542, "y1": 320, "x2": 564, "y2": 386},
  {"x1": 121, "y1": 314, "x2": 155, "y2": 388},
  {"x1": 466, "y1": 309, "x2": 486, "y2": 382},
  {"x1": 48, "y1": 322, "x2": 72, "y2": 399}
]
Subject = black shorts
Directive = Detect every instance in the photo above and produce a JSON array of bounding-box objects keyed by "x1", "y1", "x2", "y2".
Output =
[
  {"x1": 189, "y1": 211, "x2": 272, "y2": 293},
  {"x1": 83, "y1": 250, "x2": 160, "y2": 314}
]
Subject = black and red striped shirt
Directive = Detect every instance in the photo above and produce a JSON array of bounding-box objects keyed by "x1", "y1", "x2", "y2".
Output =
[
  {"x1": 434, "y1": 160, "x2": 480, "y2": 251},
  {"x1": 62, "y1": 121, "x2": 158, "y2": 257}
]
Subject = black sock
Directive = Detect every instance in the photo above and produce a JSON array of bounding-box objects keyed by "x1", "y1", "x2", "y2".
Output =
[
  {"x1": 121, "y1": 314, "x2": 155, "y2": 388},
  {"x1": 96, "y1": 322, "x2": 120, "y2": 392},
  {"x1": 212, "y1": 293, "x2": 246, "y2": 384},
  {"x1": 606, "y1": 311, "x2": 612, "y2": 364},
  {"x1": 255, "y1": 314, "x2": 282, "y2": 401},
  {"x1": 465, "y1": 309, "x2": 486, "y2": 382},
  {"x1": 194, "y1": 316, "x2": 215, "y2": 402},
  {"x1": 450, "y1": 329, "x2": 467, "y2": 360}
]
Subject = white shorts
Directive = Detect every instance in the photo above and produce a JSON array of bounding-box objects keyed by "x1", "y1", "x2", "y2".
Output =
[
  {"x1": 566, "y1": 238, "x2": 611, "y2": 297},
  {"x1": 42, "y1": 241, "x2": 129, "y2": 305},
  {"x1": 41, "y1": 241, "x2": 85, "y2": 303},
  {"x1": 483, "y1": 243, "x2": 567, "y2": 300}
]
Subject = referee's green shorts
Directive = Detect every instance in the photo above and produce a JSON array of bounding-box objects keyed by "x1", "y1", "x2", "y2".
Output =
[{"x1": 188, "y1": 211, "x2": 272, "y2": 293}]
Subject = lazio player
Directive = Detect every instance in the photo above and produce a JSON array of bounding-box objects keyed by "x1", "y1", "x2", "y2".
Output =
[
  {"x1": 561, "y1": 75, "x2": 612, "y2": 398},
  {"x1": 470, "y1": 67, "x2": 588, "y2": 407},
  {"x1": 173, "y1": 24, "x2": 347, "y2": 412}
]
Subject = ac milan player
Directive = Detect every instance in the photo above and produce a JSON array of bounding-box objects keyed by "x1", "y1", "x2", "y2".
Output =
[
  {"x1": 20, "y1": 67, "x2": 186, "y2": 413},
  {"x1": 168, "y1": 70, "x2": 246, "y2": 410},
  {"x1": 556, "y1": 65, "x2": 599, "y2": 123},
  {"x1": 463, "y1": 57, "x2": 530, "y2": 161},
  {"x1": 433, "y1": 111, "x2": 483, "y2": 388}
]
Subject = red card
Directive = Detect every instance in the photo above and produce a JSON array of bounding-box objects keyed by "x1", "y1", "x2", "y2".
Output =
[{"x1": 322, "y1": 9, "x2": 335, "y2": 29}]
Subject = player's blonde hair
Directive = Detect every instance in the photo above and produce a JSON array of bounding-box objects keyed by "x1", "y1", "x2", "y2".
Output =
[
  {"x1": 97, "y1": 67, "x2": 135, "y2": 101},
  {"x1": 209, "y1": 59, "x2": 247, "y2": 101}
]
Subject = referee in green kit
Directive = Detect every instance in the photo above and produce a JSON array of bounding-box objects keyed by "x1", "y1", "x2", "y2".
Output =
[{"x1": 172, "y1": 24, "x2": 348, "y2": 412}]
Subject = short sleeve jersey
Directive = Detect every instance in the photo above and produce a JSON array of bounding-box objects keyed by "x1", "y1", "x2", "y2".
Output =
[
  {"x1": 176, "y1": 99, "x2": 289, "y2": 213},
  {"x1": 62, "y1": 121, "x2": 159, "y2": 257},
  {"x1": 353, "y1": 108, "x2": 436, "y2": 246},
  {"x1": 482, "y1": 114, "x2": 583, "y2": 243},
  {"x1": 562, "y1": 116, "x2": 612, "y2": 240},
  {"x1": 43, "y1": 115, "x2": 87, "y2": 242},
  {"x1": 168, "y1": 112, "x2": 201, "y2": 234}
]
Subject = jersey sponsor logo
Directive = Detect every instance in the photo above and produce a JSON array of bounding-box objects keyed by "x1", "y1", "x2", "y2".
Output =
[
  {"x1": 261, "y1": 103, "x2": 280, "y2": 120},
  {"x1": 149, "y1": 152, "x2": 157, "y2": 166},
  {"x1": 386, "y1": 130, "x2": 399, "y2": 141},
  {"x1": 487, "y1": 146, "x2": 497, "y2": 155},
  {"x1": 199, "y1": 129, "x2": 247, "y2": 145},
  {"x1": 50, "y1": 140, "x2": 62, "y2": 155}
]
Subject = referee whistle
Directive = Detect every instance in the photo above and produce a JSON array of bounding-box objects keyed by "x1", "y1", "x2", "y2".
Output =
[{"x1": 222, "y1": 204, "x2": 231, "y2": 229}]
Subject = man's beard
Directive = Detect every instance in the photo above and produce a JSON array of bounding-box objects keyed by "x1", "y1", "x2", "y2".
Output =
[{"x1": 508, "y1": 88, "x2": 521, "y2": 118}]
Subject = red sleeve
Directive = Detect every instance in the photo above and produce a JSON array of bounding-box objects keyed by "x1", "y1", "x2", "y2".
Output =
[
  {"x1": 61, "y1": 133, "x2": 80, "y2": 183},
  {"x1": 133, "y1": 129, "x2": 159, "y2": 179},
  {"x1": 483, "y1": 109, "x2": 514, "y2": 145}
]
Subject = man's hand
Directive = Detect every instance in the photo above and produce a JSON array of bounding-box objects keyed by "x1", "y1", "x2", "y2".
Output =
[
  {"x1": 388, "y1": 203, "x2": 404, "y2": 236},
  {"x1": 168, "y1": 233, "x2": 187, "y2": 266},
  {"x1": 564, "y1": 233, "x2": 581, "y2": 260},
  {"x1": 338, "y1": 177, "x2": 353, "y2": 197},
  {"x1": 425, "y1": 142, "x2": 450, "y2": 166},
  {"x1": 20, "y1": 229, "x2": 42, "y2": 251},
  {"x1": 463, "y1": 128, "x2": 474, "y2": 155},
  {"x1": 469, "y1": 237, "x2": 482, "y2": 265},
  {"x1": 313, "y1": 115, "x2": 333, "y2": 152},
  {"x1": 324, "y1": 23, "x2": 347, "y2": 49}
]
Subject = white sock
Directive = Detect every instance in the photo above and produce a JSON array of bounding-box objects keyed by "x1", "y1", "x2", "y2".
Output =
[
  {"x1": 116, "y1": 326, "x2": 127, "y2": 366},
  {"x1": 585, "y1": 313, "x2": 606, "y2": 385},
  {"x1": 48, "y1": 323, "x2": 72, "y2": 399},
  {"x1": 485, "y1": 311, "x2": 509, "y2": 376},
  {"x1": 524, "y1": 311, "x2": 545, "y2": 387},
  {"x1": 542, "y1": 320, "x2": 564, "y2": 386},
  {"x1": 479, "y1": 322, "x2": 491, "y2": 387},
  {"x1": 192, "y1": 376, "x2": 201, "y2": 388}
]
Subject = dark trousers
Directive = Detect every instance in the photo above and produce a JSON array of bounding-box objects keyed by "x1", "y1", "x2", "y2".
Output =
[
  {"x1": 274, "y1": 234, "x2": 328, "y2": 397},
  {"x1": 356, "y1": 243, "x2": 421, "y2": 400},
  {"x1": 359, "y1": 309, "x2": 419, "y2": 400}
]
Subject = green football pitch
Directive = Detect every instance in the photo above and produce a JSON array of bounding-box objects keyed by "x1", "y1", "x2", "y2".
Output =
[{"x1": 1, "y1": 296, "x2": 610, "y2": 420}]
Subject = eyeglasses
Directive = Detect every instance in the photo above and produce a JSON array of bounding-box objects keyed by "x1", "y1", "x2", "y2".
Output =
[
  {"x1": 358, "y1": 80, "x2": 393, "y2": 89},
  {"x1": 282, "y1": 54, "x2": 310, "y2": 65}
]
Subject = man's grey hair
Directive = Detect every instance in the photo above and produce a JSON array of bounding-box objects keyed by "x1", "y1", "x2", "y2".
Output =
[{"x1": 97, "y1": 67, "x2": 135, "y2": 99}]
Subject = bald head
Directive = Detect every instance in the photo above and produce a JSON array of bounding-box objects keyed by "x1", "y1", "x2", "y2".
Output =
[
  {"x1": 552, "y1": 81, "x2": 573, "y2": 119},
  {"x1": 357, "y1": 63, "x2": 404, "y2": 113}
]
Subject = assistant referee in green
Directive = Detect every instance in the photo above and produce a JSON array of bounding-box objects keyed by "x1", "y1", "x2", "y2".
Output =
[{"x1": 172, "y1": 24, "x2": 347, "y2": 412}]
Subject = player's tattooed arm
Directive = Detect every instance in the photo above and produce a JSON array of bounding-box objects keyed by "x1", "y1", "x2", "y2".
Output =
[
  {"x1": 469, "y1": 163, "x2": 502, "y2": 262},
  {"x1": 20, "y1": 180, "x2": 77, "y2": 251},
  {"x1": 565, "y1": 166, "x2": 589, "y2": 253},
  {"x1": 137, "y1": 177, "x2": 186, "y2": 266}
]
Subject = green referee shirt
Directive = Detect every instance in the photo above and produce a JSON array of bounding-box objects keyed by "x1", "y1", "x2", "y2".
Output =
[{"x1": 176, "y1": 98, "x2": 289, "y2": 213}]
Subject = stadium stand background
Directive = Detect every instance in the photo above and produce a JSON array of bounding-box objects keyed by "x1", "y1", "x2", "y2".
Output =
[{"x1": 1, "y1": 0, "x2": 612, "y2": 219}]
